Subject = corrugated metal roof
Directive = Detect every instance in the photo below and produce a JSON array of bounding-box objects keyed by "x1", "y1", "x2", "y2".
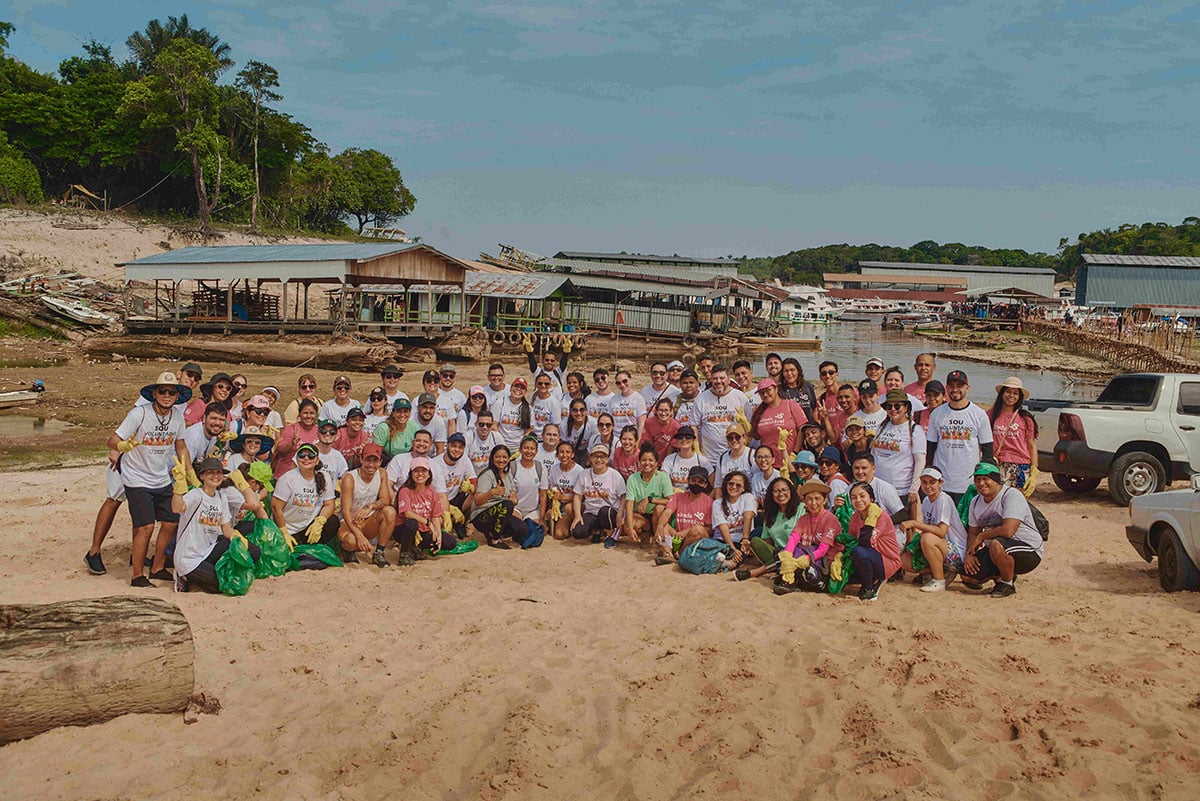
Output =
[
  {"x1": 541, "y1": 258, "x2": 734, "y2": 280},
  {"x1": 121, "y1": 243, "x2": 422, "y2": 265},
  {"x1": 1079, "y1": 265, "x2": 1200, "y2": 307},
  {"x1": 554, "y1": 251, "x2": 740, "y2": 266},
  {"x1": 568, "y1": 272, "x2": 723, "y2": 298},
  {"x1": 859, "y1": 261, "x2": 1056, "y2": 275},
  {"x1": 824, "y1": 272, "x2": 968, "y2": 286},
  {"x1": 1081, "y1": 254, "x2": 1200, "y2": 267},
  {"x1": 367, "y1": 272, "x2": 576, "y2": 299}
]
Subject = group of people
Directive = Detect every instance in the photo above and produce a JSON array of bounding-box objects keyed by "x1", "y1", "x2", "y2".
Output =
[{"x1": 86, "y1": 347, "x2": 1045, "y2": 600}]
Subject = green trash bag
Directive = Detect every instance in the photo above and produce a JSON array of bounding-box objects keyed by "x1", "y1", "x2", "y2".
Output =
[
  {"x1": 247, "y1": 518, "x2": 291, "y2": 578},
  {"x1": 215, "y1": 536, "x2": 256, "y2": 596},
  {"x1": 833, "y1": 493, "x2": 853, "y2": 532},
  {"x1": 289, "y1": 543, "x2": 344, "y2": 570},
  {"x1": 905, "y1": 534, "x2": 929, "y2": 572},
  {"x1": 956, "y1": 485, "x2": 978, "y2": 527},
  {"x1": 826, "y1": 530, "x2": 858, "y2": 595},
  {"x1": 441, "y1": 539, "x2": 479, "y2": 555}
]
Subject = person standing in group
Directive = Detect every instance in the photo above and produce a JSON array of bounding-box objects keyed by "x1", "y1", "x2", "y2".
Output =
[
  {"x1": 377, "y1": 364, "x2": 408, "y2": 409},
  {"x1": 989, "y1": 377, "x2": 1038, "y2": 492},
  {"x1": 883, "y1": 366, "x2": 926, "y2": 413},
  {"x1": 465, "y1": 410, "x2": 504, "y2": 474},
  {"x1": 530, "y1": 373, "x2": 562, "y2": 441},
  {"x1": 436, "y1": 364, "x2": 467, "y2": 436},
  {"x1": 692, "y1": 365, "x2": 750, "y2": 460},
  {"x1": 864, "y1": 357, "x2": 886, "y2": 387},
  {"x1": 535, "y1": 424, "x2": 562, "y2": 474},
  {"x1": 314, "y1": 419, "x2": 350, "y2": 484},
  {"x1": 283, "y1": 374, "x2": 322, "y2": 425},
  {"x1": 905, "y1": 353, "x2": 937, "y2": 404},
  {"x1": 641, "y1": 397, "x2": 681, "y2": 461},
  {"x1": 610, "y1": 371, "x2": 648, "y2": 438},
  {"x1": 696, "y1": 354, "x2": 715, "y2": 385},
  {"x1": 141, "y1": 362, "x2": 204, "y2": 425},
  {"x1": 362, "y1": 387, "x2": 391, "y2": 436},
  {"x1": 532, "y1": 350, "x2": 567, "y2": 395},
  {"x1": 641, "y1": 362, "x2": 681, "y2": 408},
  {"x1": 183, "y1": 403, "x2": 232, "y2": 466},
  {"x1": 258, "y1": 386, "x2": 285, "y2": 431},
  {"x1": 108, "y1": 371, "x2": 191, "y2": 587},
  {"x1": 198, "y1": 372, "x2": 241, "y2": 418},
  {"x1": 545, "y1": 441, "x2": 584, "y2": 540},
  {"x1": 559, "y1": 371, "x2": 590, "y2": 425},
  {"x1": 586, "y1": 368, "x2": 616, "y2": 421},
  {"x1": 915, "y1": 380, "x2": 945, "y2": 429},
  {"x1": 482, "y1": 364, "x2": 509, "y2": 412},
  {"x1": 872, "y1": 388, "x2": 926, "y2": 521},
  {"x1": 320, "y1": 375, "x2": 361, "y2": 427},
  {"x1": 673, "y1": 369, "x2": 703, "y2": 428},
  {"x1": 373, "y1": 398, "x2": 417, "y2": 463},
  {"x1": 777, "y1": 358, "x2": 817, "y2": 418},
  {"x1": 337, "y1": 443, "x2": 396, "y2": 567},
  {"x1": 561, "y1": 398, "x2": 597, "y2": 463},
  {"x1": 821, "y1": 382, "x2": 859, "y2": 445},
  {"x1": 815, "y1": 361, "x2": 841, "y2": 416},
  {"x1": 925, "y1": 370, "x2": 995, "y2": 502},
  {"x1": 749, "y1": 378, "x2": 808, "y2": 469},
  {"x1": 457, "y1": 386, "x2": 490, "y2": 434},
  {"x1": 333, "y1": 407, "x2": 371, "y2": 469},
  {"x1": 661, "y1": 426, "x2": 709, "y2": 492},
  {"x1": 494, "y1": 378, "x2": 533, "y2": 450},
  {"x1": 610, "y1": 425, "x2": 641, "y2": 479},
  {"x1": 412, "y1": 392, "x2": 448, "y2": 455},
  {"x1": 665, "y1": 359, "x2": 685, "y2": 388},
  {"x1": 763, "y1": 353, "x2": 783, "y2": 384},
  {"x1": 712, "y1": 423, "x2": 753, "y2": 492},
  {"x1": 855, "y1": 378, "x2": 887, "y2": 438},
  {"x1": 274, "y1": 398, "x2": 321, "y2": 477}
]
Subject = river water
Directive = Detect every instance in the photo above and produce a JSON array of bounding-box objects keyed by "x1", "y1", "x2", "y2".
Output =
[{"x1": 766, "y1": 321, "x2": 1103, "y2": 403}]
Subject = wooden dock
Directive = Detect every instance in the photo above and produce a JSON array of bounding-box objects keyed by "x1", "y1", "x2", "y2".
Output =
[{"x1": 1022, "y1": 319, "x2": 1200, "y2": 373}]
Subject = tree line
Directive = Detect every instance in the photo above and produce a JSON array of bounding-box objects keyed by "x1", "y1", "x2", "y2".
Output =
[{"x1": 0, "y1": 16, "x2": 414, "y2": 234}]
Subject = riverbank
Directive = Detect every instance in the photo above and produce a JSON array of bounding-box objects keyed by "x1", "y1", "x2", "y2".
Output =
[{"x1": 914, "y1": 328, "x2": 1116, "y2": 378}]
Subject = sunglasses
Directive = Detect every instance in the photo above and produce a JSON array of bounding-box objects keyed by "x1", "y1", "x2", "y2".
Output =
[
  {"x1": 233, "y1": 381, "x2": 247, "y2": 389},
  {"x1": 440, "y1": 372, "x2": 455, "y2": 378},
  {"x1": 300, "y1": 383, "x2": 316, "y2": 389},
  {"x1": 183, "y1": 371, "x2": 201, "y2": 381},
  {"x1": 820, "y1": 370, "x2": 837, "y2": 377},
  {"x1": 297, "y1": 451, "x2": 318, "y2": 460},
  {"x1": 818, "y1": 459, "x2": 838, "y2": 466},
  {"x1": 726, "y1": 434, "x2": 743, "y2": 441},
  {"x1": 382, "y1": 373, "x2": 401, "y2": 379},
  {"x1": 155, "y1": 387, "x2": 178, "y2": 395},
  {"x1": 884, "y1": 403, "x2": 906, "y2": 411},
  {"x1": 651, "y1": 371, "x2": 666, "y2": 376},
  {"x1": 246, "y1": 406, "x2": 267, "y2": 414},
  {"x1": 598, "y1": 422, "x2": 613, "y2": 428},
  {"x1": 319, "y1": 428, "x2": 337, "y2": 435},
  {"x1": 370, "y1": 395, "x2": 385, "y2": 401}
]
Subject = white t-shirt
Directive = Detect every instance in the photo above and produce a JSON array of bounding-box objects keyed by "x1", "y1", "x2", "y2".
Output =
[
  {"x1": 414, "y1": 414, "x2": 448, "y2": 445},
  {"x1": 363, "y1": 413, "x2": 389, "y2": 438},
  {"x1": 432, "y1": 455, "x2": 474, "y2": 499},
  {"x1": 608, "y1": 391, "x2": 647, "y2": 434},
  {"x1": 114, "y1": 405, "x2": 187, "y2": 489},
  {"x1": 927, "y1": 402, "x2": 995, "y2": 493},
  {"x1": 662, "y1": 451, "x2": 710, "y2": 491},
  {"x1": 585, "y1": 391, "x2": 616, "y2": 421},
  {"x1": 182, "y1": 425, "x2": 220, "y2": 463},
  {"x1": 674, "y1": 395, "x2": 700, "y2": 427},
  {"x1": 481, "y1": 384, "x2": 509, "y2": 414},
  {"x1": 273, "y1": 469, "x2": 334, "y2": 535},
  {"x1": 535, "y1": 445, "x2": 560, "y2": 476},
  {"x1": 750, "y1": 468, "x2": 778, "y2": 504},
  {"x1": 691, "y1": 388, "x2": 750, "y2": 459},
  {"x1": 218, "y1": 485, "x2": 247, "y2": 522},
  {"x1": 574, "y1": 467, "x2": 626, "y2": 515},
  {"x1": 174, "y1": 487, "x2": 231, "y2": 577},
  {"x1": 437, "y1": 388, "x2": 467, "y2": 429},
  {"x1": 922, "y1": 492, "x2": 968, "y2": 555},
  {"x1": 529, "y1": 394, "x2": 561, "y2": 440},
  {"x1": 494, "y1": 396, "x2": 530, "y2": 449},
  {"x1": 712, "y1": 448, "x2": 753, "y2": 488},
  {"x1": 532, "y1": 366, "x2": 564, "y2": 396},
  {"x1": 868, "y1": 476, "x2": 905, "y2": 517},
  {"x1": 968, "y1": 486, "x2": 1043, "y2": 555},
  {"x1": 386, "y1": 449, "x2": 435, "y2": 490},
  {"x1": 641, "y1": 383, "x2": 681, "y2": 408},
  {"x1": 317, "y1": 448, "x2": 349, "y2": 483},
  {"x1": 379, "y1": 390, "x2": 410, "y2": 410},
  {"x1": 548, "y1": 463, "x2": 584, "y2": 499},
  {"x1": 466, "y1": 430, "x2": 506, "y2": 475},
  {"x1": 513, "y1": 461, "x2": 548, "y2": 520},
  {"x1": 871, "y1": 420, "x2": 926, "y2": 495},
  {"x1": 858, "y1": 407, "x2": 888, "y2": 439},
  {"x1": 711, "y1": 494, "x2": 757, "y2": 542},
  {"x1": 319, "y1": 398, "x2": 361, "y2": 428}
]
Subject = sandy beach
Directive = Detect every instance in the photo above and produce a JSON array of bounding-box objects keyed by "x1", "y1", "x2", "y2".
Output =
[{"x1": 2, "y1": 463, "x2": 1198, "y2": 801}]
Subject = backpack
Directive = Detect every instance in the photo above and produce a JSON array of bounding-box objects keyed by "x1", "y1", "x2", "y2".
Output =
[
  {"x1": 1028, "y1": 501, "x2": 1050, "y2": 541},
  {"x1": 677, "y1": 538, "x2": 732, "y2": 574}
]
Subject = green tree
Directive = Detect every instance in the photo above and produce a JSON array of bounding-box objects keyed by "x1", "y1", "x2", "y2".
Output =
[
  {"x1": 332, "y1": 147, "x2": 415, "y2": 234},
  {"x1": 126, "y1": 15, "x2": 233, "y2": 76},
  {"x1": 234, "y1": 60, "x2": 280, "y2": 231},
  {"x1": 0, "y1": 21, "x2": 14, "y2": 53},
  {"x1": 0, "y1": 128, "x2": 43, "y2": 203},
  {"x1": 119, "y1": 39, "x2": 224, "y2": 229}
]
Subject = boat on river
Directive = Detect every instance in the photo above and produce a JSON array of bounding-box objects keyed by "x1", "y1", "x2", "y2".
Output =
[{"x1": 40, "y1": 296, "x2": 114, "y2": 327}]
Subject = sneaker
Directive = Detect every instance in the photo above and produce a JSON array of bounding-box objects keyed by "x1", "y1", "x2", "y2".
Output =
[
  {"x1": 371, "y1": 549, "x2": 389, "y2": 568},
  {"x1": 961, "y1": 577, "x2": 985, "y2": 590},
  {"x1": 734, "y1": 568, "x2": 752, "y2": 582},
  {"x1": 887, "y1": 569, "x2": 905, "y2": 583},
  {"x1": 858, "y1": 585, "x2": 879, "y2": 602},
  {"x1": 85, "y1": 551, "x2": 106, "y2": 575},
  {"x1": 130, "y1": 575, "x2": 154, "y2": 588},
  {"x1": 654, "y1": 555, "x2": 674, "y2": 566},
  {"x1": 174, "y1": 573, "x2": 188, "y2": 593},
  {"x1": 989, "y1": 581, "x2": 1016, "y2": 598},
  {"x1": 920, "y1": 578, "x2": 946, "y2": 593},
  {"x1": 773, "y1": 583, "x2": 799, "y2": 595},
  {"x1": 397, "y1": 551, "x2": 416, "y2": 567},
  {"x1": 149, "y1": 568, "x2": 173, "y2": 581},
  {"x1": 487, "y1": 539, "x2": 511, "y2": 550},
  {"x1": 341, "y1": 548, "x2": 360, "y2": 564},
  {"x1": 591, "y1": 533, "x2": 602, "y2": 544},
  {"x1": 603, "y1": 534, "x2": 618, "y2": 549},
  {"x1": 413, "y1": 547, "x2": 429, "y2": 561}
]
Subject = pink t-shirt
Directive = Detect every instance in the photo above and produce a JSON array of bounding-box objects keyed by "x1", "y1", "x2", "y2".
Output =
[
  {"x1": 273, "y1": 422, "x2": 320, "y2": 477},
  {"x1": 783, "y1": 509, "x2": 842, "y2": 560},
  {"x1": 641, "y1": 415, "x2": 681, "y2": 461},
  {"x1": 610, "y1": 446, "x2": 639, "y2": 479},
  {"x1": 904, "y1": 380, "x2": 927, "y2": 404},
  {"x1": 991, "y1": 411, "x2": 1035, "y2": 464},
  {"x1": 753, "y1": 399, "x2": 809, "y2": 468},
  {"x1": 849, "y1": 506, "x2": 901, "y2": 578},
  {"x1": 666, "y1": 492, "x2": 714, "y2": 530},
  {"x1": 396, "y1": 485, "x2": 443, "y2": 532}
]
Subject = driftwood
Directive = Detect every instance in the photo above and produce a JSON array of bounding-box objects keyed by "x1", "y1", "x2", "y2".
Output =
[
  {"x1": 0, "y1": 596, "x2": 194, "y2": 745},
  {"x1": 84, "y1": 335, "x2": 402, "y2": 371}
]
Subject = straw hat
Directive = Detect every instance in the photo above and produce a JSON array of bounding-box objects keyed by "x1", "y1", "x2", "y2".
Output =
[
  {"x1": 797, "y1": 479, "x2": 832, "y2": 497},
  {"x1": 139, "y1": 370, "x2": 191, "y2": 405},
  {"x1": 995, "y1": 376, "x2": 1029, "y2": 401}
]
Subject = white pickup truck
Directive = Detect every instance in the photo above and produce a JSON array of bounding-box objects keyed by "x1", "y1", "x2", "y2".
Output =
[{"x1": 1029, "y1": 373, "x2": 1200, "y2": 506}]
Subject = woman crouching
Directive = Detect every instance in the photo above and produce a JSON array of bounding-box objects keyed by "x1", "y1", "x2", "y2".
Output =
[
  {"x1": 846, "y1": 481, "x2": 901, "y2": 602},
  {"x1": 173, "y1": 457, "x2": 263, "y2": 593}
]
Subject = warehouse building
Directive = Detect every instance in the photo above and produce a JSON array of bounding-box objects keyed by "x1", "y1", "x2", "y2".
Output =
[{"x1": 1076, "y1": 254, "x2": 1200, "y2": 310}]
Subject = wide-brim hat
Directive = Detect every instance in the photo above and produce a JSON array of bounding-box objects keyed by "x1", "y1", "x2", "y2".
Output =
[
  {"x1": 195, "y1": 456, "x2": 228, "y2": 475},
  {"x1": 201, "y1": 372, "x2": 241, "y2": 401},
  {"x1": 230, "y1": 425, "x2": 275, "y2": 454},
  {"x1": 995, "y1": 376, "x2": 1029, "y2": 401},
  {"x1": 140, "y1": 371, "x2": 192, "y2": 405},
  {"x1": 246, "y1": 460, "x2": 275, "y2": 492},
  {"x1": 797, "y1": 479, "x2": 832, "y2": 497}
]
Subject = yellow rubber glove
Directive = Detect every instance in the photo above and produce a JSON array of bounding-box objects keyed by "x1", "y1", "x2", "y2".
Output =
[
  {"x1": 863, "y1": 502, "x2": 882, "y2": 528},
  {"x1": 185, "y1": 461, "x2": 201, "y2": 490},
  {"x1": 548, "y1": 498, "x2": 562, "y2": 522},
  {"x1": 281, "y1": 530, "x2": 298, "y2": 550},
  {"x1": 561, "y1": 335, "x2": 574, "y2": 353},
  {"x1": 460, "y1": 475, "x2": 475, "y2": 493},
  {"x1": 229, "y1": 468, "x2": 249, "y2": 492},
  {"x1": 218, "y1": 430, "x2": 238, "y2": 442},
  {"x1": 779, "y1": 551, "x2": 801, "y2": 583},
  {"x1": 116, "y1": 438, "x2": 140, "y2": 454},
  {"x1": 796, "y1": 554, "x2": 811, "y2": 570},
  {"x1": 522, "y1": 333, "x2": 535, "y2": 353},
  {"x1": 734, "y1": 408, "x2": 751, "y2": 434},
  {"x1": 448, "y1": 505, "x2": 465, "y2": 524},
  {"x1": 231, "y1": 530, "x2": 249, "y2": 548},
  {"x1": 305, "y1": 515, "x2": 327, "y2": 544},
  {"x1": 442, "y1": 511, "x2": 453, "y2": 532},
  {"x1": 830, "y1": 555, "x2": 844, "y2": 583},
  {"x1": 171, "y1": 457, "x2": 189, "y2": 495}
]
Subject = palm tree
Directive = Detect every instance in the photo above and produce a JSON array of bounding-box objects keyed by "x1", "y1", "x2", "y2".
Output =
[{"x1": 126, "y1": 14, "x2": 233, "y2": 75}]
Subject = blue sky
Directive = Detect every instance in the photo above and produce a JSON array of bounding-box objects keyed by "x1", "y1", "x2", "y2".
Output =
[{"x1": 6, "y1": 1, "x2": 1199, "y2": 260}]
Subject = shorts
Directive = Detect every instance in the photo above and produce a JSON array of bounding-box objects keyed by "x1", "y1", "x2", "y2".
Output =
[
  {"x1": 971, "y1": 537, "x2": 1041, "y2": 579},
  {"x1": 944, "y1": 539, "x2": 965, "y2": 570},
  {"x1": 105, "y1": 465, "x2": 126, "y2": 502},
  {"x1": 998, "y1": 462, "x2": 1031, "y2": 491},
  {"x1": 125, "y1": 485, "x2": 179, "y2": 528}
]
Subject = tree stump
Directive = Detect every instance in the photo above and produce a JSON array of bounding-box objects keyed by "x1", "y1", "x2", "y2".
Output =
[{"x1": 0, "y1": 596, "x2": 194, "y2": 745}]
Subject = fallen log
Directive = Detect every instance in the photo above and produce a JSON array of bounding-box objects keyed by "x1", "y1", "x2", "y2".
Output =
[
  {"x1": 83, "y1": 335, "x2": 402, "y2": 372},
  {"x1": 0, "y1": 596, "x2": 194, "y2": 745}
]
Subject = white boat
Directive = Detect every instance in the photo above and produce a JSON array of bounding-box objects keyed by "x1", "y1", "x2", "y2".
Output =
[
  {"x1": 773, "y1": 282, "x2": 844, "y2": 324},
  {"x1": 41, "y1": 295, "x2": 114, "y2": 327}
]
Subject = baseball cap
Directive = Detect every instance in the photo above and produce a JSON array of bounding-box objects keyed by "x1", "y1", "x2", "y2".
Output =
[
  {"x1": 392, "y1": 398, "x2": 412, "y2": 411},
  {"x1": 756, "y1": 378, "x2": 778, "y2": 391},
  {"x1": 422, "y1": 369, "x2": 440, "y2": 383},
  {"x1": 680, "y1": 369, "x2": 698, "y2": 380},
  {"x1": 792, "y1": 450, "x2": 818, "y2": 468},
  {"x1": 858, "y1": 378, "x2": 878, "y2": 395},
  {"x1": 181, "y1": 362, "x2": 203, "y2": 378},
  {"x1": 439, "y1": 363, "x2": 456, "y2": 374},
  {"x1": 589, "y1": 443, "x2": 610, "y2": 456},
  {"x1": 317, "y1": 419, "x2": 338, "y2": 432},
  {"x1": 687, "y1": 465, "x2": 711, "y2": 481},
  {"x1": 845, "y1": 415, "x2": 866, "y2": 429},
  {"x1": 447, "y1": 432, "x2": 466, "y2": 445},
  {"x1": 672, "y1": 425, "x2": 696, "y2": 440},
  {"x1": 333, "y1": 375, "x2": 351, "y2": 388},
  {"x1": 946, "y1": 370, "x2": 969, "y2": 385},
  {"x1": 667, "y1": 360, "x2": 685, "y2": 371},
  {"x1": 884, "y1": 389, "x2": 909, "y2": 405},
  {"x1": 381, "y1": 364, "x2": 403, "y2": 377},
  {"x1": 246, "y1": 394, "x2": 271, "y2": 411},
  {"x1": 346, "y1": 407, "x2": 366, "y2": 420},
  {"x1": 511, "y1": 377, "x2": 528, "y2": 389},
  {"x1": 973, "y1": 461, "x2": 1001, "y2": 479},
  {"x1": 924, "y1": 380, "x2": 946, "y2": 395},
  {"x1": 818, "y1": 445, "x2": 842, "y2": 464},
  {"x1": 362, "y1": 443, "x2": 383, "y2": 460},
  {"x1": 195, "y1": 456, "x2": 226, "y2": 475},
  {"x1": 409, "y1": 456, "x2": 432, "y2": 473},
  {"x1": 866, "y1": 357, "x2": 885, "y2": 369},
  {"x1": 801, "y1": 421, "x2": 823, "y2": 432},
  {"x1": 469, "y1": 385, "x2": 486, "y2": 397},
  {"x1": 296, "y1": 442, "x2": 319, "y2": 457},
  {"x1": 417, "y1": 392, "x2": 438, "y2": 406}
]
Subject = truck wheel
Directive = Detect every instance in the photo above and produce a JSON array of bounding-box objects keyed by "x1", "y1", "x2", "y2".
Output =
[
  {"x1": 1052, "y1": 473, "x2": 1101, "y2": 494},
  {"x1": 1156, "y1": 527, "x2": 1200, "y2": 592},
  {"x1": 1108, "y1": 451, "x2": 1166, "y2": 506}
]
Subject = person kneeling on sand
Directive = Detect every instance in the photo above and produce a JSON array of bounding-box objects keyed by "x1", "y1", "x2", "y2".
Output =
[
  {"x1": 338, "y1": 443, "x2": 396, "y2": 567},
  {"x1": 846, "y1": 481, "x2": 901, "y2": 603},
  {"x1": 757, "y1": 480, "x2": 841, "y2": 593},
  {"x1": 962, "y1": 462, "x2": 1044, "y2": 598},
  {"x1": 394, "y1": 456, "x2": 453, "y2": 565},
  {"x1": 270, "y1": 443, "x2": 337, "y2": 551},
  {"x1": 621, "y1": 445, "x2": 673, "y2": 546},
  {"x1": 571, "y1": 443, "x2": 626, "y2": 546},
  {"x1": 654, "y1": 466, "x2": 714, "y2": 565},
  {"x1": 899, "y1": 466, "x2": 968, "y2": 593},
  {"x1": 173, "y1": 457, "x2": 263, "y2": 593}
]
